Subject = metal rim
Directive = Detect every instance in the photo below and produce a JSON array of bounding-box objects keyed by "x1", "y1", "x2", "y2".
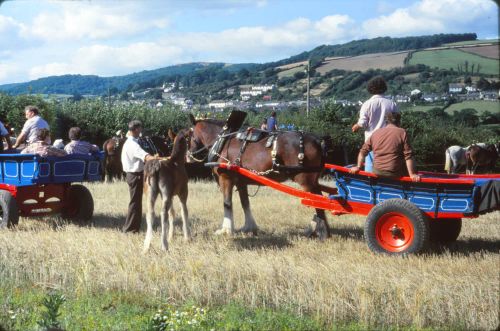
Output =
[{"x1": 375, "y1": 212, "x2": 414, "y2": 252}]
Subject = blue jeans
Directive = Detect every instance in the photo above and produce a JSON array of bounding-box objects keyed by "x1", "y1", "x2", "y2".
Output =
[{"x1": 364, "y1": 152, "x2": 374, "y2": 172}]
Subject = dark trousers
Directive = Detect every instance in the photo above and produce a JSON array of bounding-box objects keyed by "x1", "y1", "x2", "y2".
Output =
[{"x1": 123, "y1": 172, "x2": 144, "y2": 233}]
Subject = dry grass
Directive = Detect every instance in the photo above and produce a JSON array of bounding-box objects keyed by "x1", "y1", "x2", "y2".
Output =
[
  {"x1": 316, "y1": 52, "x2": 409, "y2": 75},
  {"x1": 1, "y1": 181, "x2": 499, "y2": 329}
]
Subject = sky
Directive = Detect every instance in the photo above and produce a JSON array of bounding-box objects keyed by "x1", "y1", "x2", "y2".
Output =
[{"x1": 0, "y1": 0, "x2": 498, "y2": 85}]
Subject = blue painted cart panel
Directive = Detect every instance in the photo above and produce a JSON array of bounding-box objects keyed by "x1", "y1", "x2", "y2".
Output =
[
  {"x1": 0, "y1": 152, "x2": 104, "y2": 186},
  {"x1": 330, "y1": 170, "x2": 482, "y2": 216}
]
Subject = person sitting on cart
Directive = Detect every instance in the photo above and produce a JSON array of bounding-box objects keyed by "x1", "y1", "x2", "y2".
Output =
[
  {"x1": 0, "y1": 118, "x2": 13, "y2": 152},
  {"x1": 21, "y1": 128, "x2": 67, "y2": 157},
  {"x1": 64, "y1": 127, "x2": 99, "y2": 155},
  {"x1": 12, "y1": 105, "x2": 50, "y2": 149},
  {"x1": 349, "y1": 112, "x2": 420, "y2": 182}
]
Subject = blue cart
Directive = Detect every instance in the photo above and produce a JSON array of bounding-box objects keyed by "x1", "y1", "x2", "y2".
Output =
[{"x1": 0, "y1": 153, "x2": 103, "y2": 228}]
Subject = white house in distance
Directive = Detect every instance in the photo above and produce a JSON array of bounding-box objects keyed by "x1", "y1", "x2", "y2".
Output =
[
  {"x1": 240, "y1": 84, "x2": 275, "y2": 100},
  {"x1": 449, "y1": 83, "x2": 465, "y2": 94},
  {"x1": 209, "y1": 100, "x2": 234, "y2": 110}
]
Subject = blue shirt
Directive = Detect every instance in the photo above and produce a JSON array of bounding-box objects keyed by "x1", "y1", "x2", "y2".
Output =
[{"x1": 266, "y1": 117, "x2": 277, "y2": 131}]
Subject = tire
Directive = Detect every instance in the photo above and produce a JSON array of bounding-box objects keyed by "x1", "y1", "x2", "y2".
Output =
[
  {"x1": 364, "y1": 199, "x2": 429, "y2": 255},
  {"x1": 429, "y1": 218, "x2": 462, "y2": 243},
  {"x1": 0, "y1": 190, "x2": 19, "y2": 229},
  {"x1": 61, "y1": 184, "x2": 94, "y2": 223}
]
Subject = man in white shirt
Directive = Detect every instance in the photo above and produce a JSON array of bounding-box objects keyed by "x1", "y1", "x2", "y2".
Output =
[
  {"x1": 121, "y1": 120, "x2": 159, "y2": 233},
  {"x1": 351, "y1": 76, "x2": 398, "y2": 172},
  {"x1": 13, "y1": 105, "x2": 50, "y2": 149}
]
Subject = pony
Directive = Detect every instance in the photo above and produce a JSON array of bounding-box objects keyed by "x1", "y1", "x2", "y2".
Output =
[
  {"x1": 143, "y1": 129, "x2": 191, "y2": 251},
  {"x1": 187, "y1": 114, "x2": 330, "y2": 239},
  {"x1": 102, "y1": 137, "x2": 126, "y2": 182},
  {"x1": 466, "y1": 143, "x2": 499, "y2": 174},
  {"x1": 444, "y1": 143, "x2": 487, "y2": 174}
]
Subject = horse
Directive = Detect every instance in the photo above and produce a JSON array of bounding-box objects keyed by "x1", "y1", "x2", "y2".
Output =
[
  {"x1": 444, "y1": 143, "x2": 487, "y2": 174},
  {"x1": 187, "y1": 113, "x2": 330, "y2": 239},
  {"x1": 143, "y1": 129, "x2": 191, "y2": 252},
  {"x1": 466, "y1": 143, "x2": 499, "y2": 174},
  {"x1": 102, "y1": 134, "x2": 173, "y2": 182}
]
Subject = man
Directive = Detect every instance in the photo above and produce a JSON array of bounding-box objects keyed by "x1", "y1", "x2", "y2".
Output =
[
  {"x1": 13, "y1": 105, "x2": 50, "y2": 149},
  {"x1": 352, "y1": 76, "x2": 398, "y2": 172},
  {"x1": 64, "y1": 127, "x2": 99, "y2": 155},
  {"x1": 266, "y1": 111, "x2": 278, "y2": 131},
  {"x1": 0, "y1": 119, "x2": 13, "y2": 152},
  {"x1": 21, "y1": 128, "x2": 67, "y2": 157},
  {"x1": 121, "y1": 120, "x2": 160, "y2": 233},
  {"x1": 350, "y1": 112, "x2": 420, "y2": 182}
]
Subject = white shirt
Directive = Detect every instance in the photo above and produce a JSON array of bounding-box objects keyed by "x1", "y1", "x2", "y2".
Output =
[
  {"x1": 121, "y1": 136, "x2": 149, "y2": 172},
  {"x1": 357, "y1": 95, "x2": 399, "y2": 141},
  {"x1": 22, "y1": 115, "x2": 50, "y2": 144}
]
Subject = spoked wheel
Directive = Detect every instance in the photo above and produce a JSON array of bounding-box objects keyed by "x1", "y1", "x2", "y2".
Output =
[
  {"x1": 61, "y1": 184, "x2": 94, "y2": 224},
  {"x1": 365, "y1": 199, "x2": 429, "y2": 255},
  {"x1": 0, "y1": 190, "x2": 19, "y2": 229}
]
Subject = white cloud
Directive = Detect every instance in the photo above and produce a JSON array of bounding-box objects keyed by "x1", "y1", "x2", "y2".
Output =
[
  {"x1": 28, "y1": 2, "x2": 169, "y2": 41},
  {"x1": 363, "y1": 0, "x2": 496, "y2": 37}
]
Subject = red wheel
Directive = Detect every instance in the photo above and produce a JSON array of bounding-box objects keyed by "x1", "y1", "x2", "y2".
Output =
[
  {"x1": 365, "y1": 199, "x2": 429, "y2": 255},
  {"x1": 375, "y1": 212, "x2": 414, "y2": 252}
]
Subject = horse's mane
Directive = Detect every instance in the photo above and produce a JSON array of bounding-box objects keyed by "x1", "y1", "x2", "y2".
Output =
[{"x1": 198, "y1": 118, "x2": 224, "y2": 126}]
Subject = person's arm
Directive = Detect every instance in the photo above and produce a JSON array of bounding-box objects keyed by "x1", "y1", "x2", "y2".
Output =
[
  {"x1": 349, "y1": 141, "x2": 371, "y2": 174},
  {"x1": 402, "y1": 131, "x2": 420, "y2": 182},
  {"x1": 13, "y1": 132, "x2": 27, "y2": 149},
  {"x1": 5, "y1": 134, "x2": 12, "y2": 149}
]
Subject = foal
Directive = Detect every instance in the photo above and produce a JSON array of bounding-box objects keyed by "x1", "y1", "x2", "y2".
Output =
[{"x1": 143, "y1": 129, "x2": 191, "y2": 251}]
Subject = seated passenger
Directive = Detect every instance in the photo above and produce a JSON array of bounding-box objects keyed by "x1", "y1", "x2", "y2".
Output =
[
  {"x1": 21, "y1": 128, "x2": 67, "y2": 157},
  {"x1": 64, "y1": 127, "x2": 99, "y2": 155},
  {"x1": 349, "y1": 112, "x2": 420, "y2": 182}
]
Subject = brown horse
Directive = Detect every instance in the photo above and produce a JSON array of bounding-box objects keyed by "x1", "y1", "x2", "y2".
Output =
[
  {"x1": 187, "y1": 114, "x2": 330, "y2": 239},
  {"x1": 143, "y1": 129, "x2": 191, "y2": 251},
  {"x1": 466, "y1": 143, "x2": 499, "y2": 174},
  {"x1": 102, "y1": 137, "x2": 126, "y2": 182}
]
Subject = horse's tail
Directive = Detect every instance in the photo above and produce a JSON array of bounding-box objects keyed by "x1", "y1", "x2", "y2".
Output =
[{"x1": 444, "y1": 148, "x2": 451, "y2": 173}]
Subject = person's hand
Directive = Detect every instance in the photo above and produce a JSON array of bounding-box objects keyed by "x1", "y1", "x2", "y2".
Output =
[
  {"x1": 349, "y1": 166, "x2": 360, "y2": 174},
  {"x1": 410, "y1": 174, "x2": 421, "y2": 182},
  {"x1": 351, "y1": 124, "x2": 361, "y2": 132}
]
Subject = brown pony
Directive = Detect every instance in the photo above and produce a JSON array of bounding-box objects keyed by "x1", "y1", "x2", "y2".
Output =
[
  {"x1": 187, "y1": 114, "x2": 330, "y2": 239},
  {"x1": 143, "y1": 129, "x2": 191, "y2": 251},
  {"x1": 466, "y1": 143, "x2": 499, "y2": 174},
  {"x1": 102, "y1": 137, "x2": 126, "y2": 182}
]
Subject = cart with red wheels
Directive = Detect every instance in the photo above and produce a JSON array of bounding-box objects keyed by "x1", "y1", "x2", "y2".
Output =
[
  {"x1": 206, "y1": 162, "x2": 499, "y2": 255},
  {"x1": 0, "y1": 153, "x2": 103, "y2": 228}
]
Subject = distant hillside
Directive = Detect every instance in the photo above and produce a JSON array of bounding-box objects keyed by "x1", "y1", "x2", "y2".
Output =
[
  {"x1": 0, "y1": 62, "x2": 256, "y2": 95},
  {"x1": 0, "y1": 33, "x2": 479, "y2": 96}
]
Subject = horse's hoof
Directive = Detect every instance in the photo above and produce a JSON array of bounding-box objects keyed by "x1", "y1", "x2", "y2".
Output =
[
  {"x1": 238, "y1": 226, "x2": 258, "y2": 236},
  {"x1": 215, "y1": 228, "x2": 233, "y2": 235}
]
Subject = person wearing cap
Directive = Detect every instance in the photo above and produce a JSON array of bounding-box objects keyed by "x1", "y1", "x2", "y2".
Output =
[
  {"x1": 13, "y1": 105, "x2": 50, "y2": 149},
  {"x1": 121, "y1": 120, "x2": 160, "y2": 233},
  {"x1": 351, "y1": 76, "x2": 398, "y2": 172}
]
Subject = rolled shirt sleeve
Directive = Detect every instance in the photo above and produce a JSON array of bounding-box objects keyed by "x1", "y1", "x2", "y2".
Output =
[
  {"x1": 402, "y1": 132, "x2": 414, "y2": 160},
  {"x1": 359, "y1": 138, "x2": 372, "y2": 157},
  {"x1": 133, "y1": 143, "x2": 149, "y2": 162},
  {"x1": 357, "y1": 103, "x2": 369, "y2": 128}
]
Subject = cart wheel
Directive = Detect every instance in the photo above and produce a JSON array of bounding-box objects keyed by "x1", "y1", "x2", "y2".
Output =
[
  {"x1": 429, "y1": 218, "x2": 462, "y2": 243},
  {"x1": 62, "y1": 184, "x2": 94, "y2": 223},
  {"x1": 0, "y1": 190, "x2": 19, "y2": 228},
  {"x1": 364, "y1": 199, "x2": 429, "y2": 255}
]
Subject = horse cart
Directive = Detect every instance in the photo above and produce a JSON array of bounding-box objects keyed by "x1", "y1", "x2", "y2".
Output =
[
  {"x1": 207, "y1": 161, "x2": 499, "y2": 255},
  {"x1": 0, "y1": 152, "x2": 103, "y2": 227}
]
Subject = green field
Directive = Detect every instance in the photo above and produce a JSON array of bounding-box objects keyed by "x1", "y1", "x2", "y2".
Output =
[
  {"x1": 445, "y1": 100, "x2": 500, "y2": 115},
  {"x1": 409, "y1": 49, "x2": 499, "y2": 75},
  {"x1": 443, "y1": 39, "x2": 499, "y2": 46}
]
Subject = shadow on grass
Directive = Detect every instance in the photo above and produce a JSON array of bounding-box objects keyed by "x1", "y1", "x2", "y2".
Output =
[
  {"x1": 231, "y1": 234, "x2": 292, "y2": 251},
  {"x1": 89, "y1": 214, "x2": 124, "y2": 230},
  {"x1": 430, "y1": 238, "x2": 500, "y2": 255}
]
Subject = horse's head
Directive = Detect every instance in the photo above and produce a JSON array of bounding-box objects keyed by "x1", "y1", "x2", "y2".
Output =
[{"x1": 186, "y1": 114, "x2": 223, "y2": 163}]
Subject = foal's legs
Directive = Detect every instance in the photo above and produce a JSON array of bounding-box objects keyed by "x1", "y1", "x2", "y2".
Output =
[
  {"x1": 216, "y1": 174, "x2": 234, "y2": 235},
  {"x1": 237, "y1": 183, "x2": 258, "y2": 235},
  {"x1": 143, "y1": 185, "x2": 158, "y2": 252},
  {"x1": 160, "y1": 195, "x2": 173, "y2": 251},
  {"x1": 179, "y1": 189, "x2": 190, "y2": 241}
]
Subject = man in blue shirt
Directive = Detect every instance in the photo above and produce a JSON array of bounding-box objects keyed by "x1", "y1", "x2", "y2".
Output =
[{"x1": 266, "y1": 111, "x2": 277, "y2": 131}]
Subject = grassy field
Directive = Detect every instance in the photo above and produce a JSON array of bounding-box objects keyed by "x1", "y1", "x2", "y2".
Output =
[
  {"x1": 443, "y1": 39, "x2": 499, "y2": 46},
  {"x1": 409, "y1": 49, "x2": 499, "y2": 75},
  {"x1": 1, "y1": 181, "x2": 499, "y2": 330},
  {"x1": 445, "y1": 100, "x2": 500, "y2": 115}
]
